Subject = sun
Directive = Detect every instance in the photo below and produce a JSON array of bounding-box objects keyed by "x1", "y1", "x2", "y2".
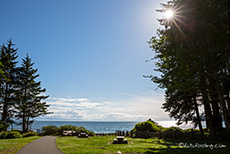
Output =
[
  {"x1": 159, "y1": 1, "x2": 187, "y2": 36},
  {"x1": 164, "y1": 10, "x2": 174, "y2": 19}
]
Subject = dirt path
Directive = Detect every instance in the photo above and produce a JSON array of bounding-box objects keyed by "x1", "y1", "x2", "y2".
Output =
[{"x1": 16, "y1": 136, "x2": 63, "y2": 154}]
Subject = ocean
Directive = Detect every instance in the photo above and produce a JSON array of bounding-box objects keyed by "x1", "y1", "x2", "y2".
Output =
[{"x1": 10, "y1": 120, "x2": 197, "y2": 133}]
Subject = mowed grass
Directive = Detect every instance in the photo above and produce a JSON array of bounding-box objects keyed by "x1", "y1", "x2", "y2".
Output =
[
  {"x1": 56, "y1": 136, "x2": 230, "y2": 154},
  {"x1": 0, "y1": 136, "x2": 41, "y2": 154}
]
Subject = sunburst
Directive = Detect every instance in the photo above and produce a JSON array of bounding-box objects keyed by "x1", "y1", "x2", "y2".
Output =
[
  {"x1": 164, "y1": 10, "x2": 174, "y2": 19},
  {"x1": 160, "y1": 1, "x2": 188, "y2": 36}
]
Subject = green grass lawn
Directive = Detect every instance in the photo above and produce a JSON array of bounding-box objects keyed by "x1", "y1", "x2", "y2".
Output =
[
  {"x1": 0, "y1": 136, "x2": 41, "y2": 154},
  {"x1": 56, "y1": 136, "x2": 230, "y2": 154}
]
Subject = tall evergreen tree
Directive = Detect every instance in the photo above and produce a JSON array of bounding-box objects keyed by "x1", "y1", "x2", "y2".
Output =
[
  {"x1": 0, "y1": 61, "x2": 4, "y2": 108},
  {"x1": 0, "y1": 40, "x2": 18, "y2": 130},
  {"x1": 14, "y1": 54, "x2": 50, "y2": 132},
  {"x1": 0, "y1": 61, "x2": 6, "y2": 131},
  {"x1": 147, "y1": 0, "x2": 230, "y2": 130}
]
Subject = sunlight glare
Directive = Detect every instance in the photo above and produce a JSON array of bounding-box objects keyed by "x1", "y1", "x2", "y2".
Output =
[{"x1": 164, "y1": 10, "x2": 173, "y2": 19}]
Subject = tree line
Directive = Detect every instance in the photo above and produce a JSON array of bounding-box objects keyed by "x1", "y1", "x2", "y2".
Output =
[
  {"x1": 147, "y1": 0, "x2": 230, "y2": 132},
  {"x1": 0, "y1": 40, "x2": 50, "y2": 132}
]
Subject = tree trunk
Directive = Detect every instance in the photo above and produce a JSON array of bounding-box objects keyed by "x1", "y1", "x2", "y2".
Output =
[
  {"x1": 193, "y1": 96, "x2": 203, "y2": 132},
  {"x1": 220, "y1": 99, "x2": 230, "y2": 131},
  {"x1": 1, "y1": 86, "x2": 9, "y2": 131},
  {"x1": 22, "y1": 113, "x2": 26, "y2": 133},
  {"x1": 210, "y1": 98, "x2": 223, "y2": 130},
  {"x1": 202, "y1": 91, "x2": 213, "y2": 129},
  {"x1": 11, "y1": 123, "x2": 13, "y2": 131},
  {"x1": 1, "y1": 102, "x2": 8, "y2": 124},
  {"x1": 200, "y1": 74, "x2": 214, "y2": 130},
  {"x1": 215, "y1": 75, "x2": 230, "y2": 131},
  {"x1": 227, "y1": 91, "x2": 230, "y2": 112},
  {"x1": 26, "y1": 116, "x2": 30, "y2": 132}
]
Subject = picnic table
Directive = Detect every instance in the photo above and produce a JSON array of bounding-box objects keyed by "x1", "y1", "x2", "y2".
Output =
[
  {"x1": 117, "y1": 136, "x2": 124, "y2": 143},
  {"x1": 62, "y1": 130, "x2": 76, "y2": 136},
  {"x1": 112, "y1": 136, "x2": 127, "y2": 144},
  {"x1": 78, "y1": 132, "x2": 88, "y2": 138}
]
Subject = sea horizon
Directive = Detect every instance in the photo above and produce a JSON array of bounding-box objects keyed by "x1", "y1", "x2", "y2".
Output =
[{"x1": 9, "y1": 120, "x2": 201, "y2": 133}]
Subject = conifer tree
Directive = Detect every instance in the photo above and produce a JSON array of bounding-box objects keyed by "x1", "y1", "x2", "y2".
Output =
[
  {"x1": 0, "y1": 61, "x2": 6, "y2": 130},
  {"x1": 0, "y1": 40, "x2": 18, "y2": 130},
  {"x1": 15, "y1": 54, "x2": 50, "y2": 132},
  {"x1": 147, "y1": 0, "x2": 230, "y2": 130}
]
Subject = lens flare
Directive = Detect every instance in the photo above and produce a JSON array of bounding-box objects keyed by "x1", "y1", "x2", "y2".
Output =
[{"x1": 164, "y1": 10, "x2": 174, "y2": 19}]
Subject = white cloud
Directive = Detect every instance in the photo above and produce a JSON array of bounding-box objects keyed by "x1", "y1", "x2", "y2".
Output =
[
  {"x1": 50, "y1": 97, "x2": 89, "y2": 102},
  {"x1": 41, "y1": 106, "x2": 87, "y2": 120},
  {"x1": 47, "y1": 97, "x2": 104, "y2": 109},
  {"x1": 39, "y1": 91, "x2": 170, "y2": 121}
]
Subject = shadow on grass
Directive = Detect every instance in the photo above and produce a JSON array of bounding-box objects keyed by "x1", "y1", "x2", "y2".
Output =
[{"x1": 144, "y1": 138, "x2": 230, "y2": 154}]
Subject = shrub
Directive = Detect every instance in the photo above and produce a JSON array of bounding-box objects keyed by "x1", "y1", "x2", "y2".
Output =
[
  {"x1": 0, "y1": 131, "x2": 23, "y2": 139},
  {"x1": 203, "y1": 128, "x2": 211, "y2": 133},
  {"x1": 0, "y1": 132, "x2": 8, "y2": 139},
  {"x1": 88, "y1": 131, "x2": 95, "y2": 136},
  {"x1": 42, "y1": 125, "x2": 59, "y2": 135},
  {"x1": 162, "y1": 126, "x2": 183, "y2": 133},
  {"x1": 58, "y1": 125, "x2": 95, "y2": 136},
  {"x1": 11, "y1": 129, "x2": 22, "y2": 133},
  {"x1": 182, "y1": 128, "x2": 200, "y2": 133},
  {"x1": 147, "y1": 118, "x2": 164, "y2": 130},
  {"x1": 182, "y1": 128, "x2": 193, "y2": 132},
  {"x1": 76, "y1": 126, "x2": 91, "y2": 134},
  {"x1": 41, "y1": 125, "x2": 95, "y2": 136},
  {"x1": 0, "y1": 121, "x2": 10, "y2": 132},
  {"x1": 7, "y1": 131, "x2": 23, "y2": 139},
  {"x1": 58, "y1": 125, "x2": 78, "y2": 135},
  {"x1": 23, "y1": 131, "x2": 38, "y2": 137},
  {"x1": 132, "y1": 121, "x2": 160, "y2": 132}
]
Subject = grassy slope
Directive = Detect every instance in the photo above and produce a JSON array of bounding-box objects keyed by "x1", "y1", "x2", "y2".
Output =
[
  {"x1": 56, "y1": 136, "x2": 230, "y2": 154},
  {"x1": 0, "y1": 136, "x2": 41, "y2": 154}
]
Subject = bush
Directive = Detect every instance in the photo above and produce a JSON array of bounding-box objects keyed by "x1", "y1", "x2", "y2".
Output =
[
  {"x1": 42, "y1": 125, "x2": 59, "y2": 135},
  {"x1": 0, "y1": 121, "x2": 10, "y2": 132},
  {"x1": 23, "y1": 131, "x2": 38, "y2": 137},
  {"x1": 0, "y1": 131, "x2": 23, "y2": 139},
  {"x1": 182, "y1": 128, "x2": 193, "y2": 132},
  {"x1": 58, "y1": 125, "x2": 78, "y2": 135},
  {"x1": 132, "y1": 121, "x2": 160, "y2": 132},
  {"x1": 7, "y1": 131, "x2": 23, "y2": 139},
  {"x1": 147, "y1": 118, "x2": 164, "y2": 130},
  {"x1": 58, "y1": 125, "x2": 95, "y2": 136},
  {"x1": 0, "y1": 132, "x2": 8, "y2": 139},
  {"x1": 182, "y1": 128, "x2": 200, "y2": 133},
  {"x1": 88, "y1": 131, "x2": 95, "y2": 136},
  {"x1": 41, "y1": 125, "x2": 95, "y2": 136},
  {"x1": 203, "y1": 128, "x2": 211, "y2": 133},
  {"x1": 76, "y1": 126, "x2": 94, "y2": 135},
  {"x1": 11, "y1": 129, "x2": 22, "y2": 133},
  {"x1": 162, "y1": 126, "x2": 183, "y2": 133}
]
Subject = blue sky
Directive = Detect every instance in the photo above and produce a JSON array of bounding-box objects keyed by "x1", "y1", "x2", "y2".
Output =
[{"x1": 0, "y1": 0, "x2": 170, "y2": 121}]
